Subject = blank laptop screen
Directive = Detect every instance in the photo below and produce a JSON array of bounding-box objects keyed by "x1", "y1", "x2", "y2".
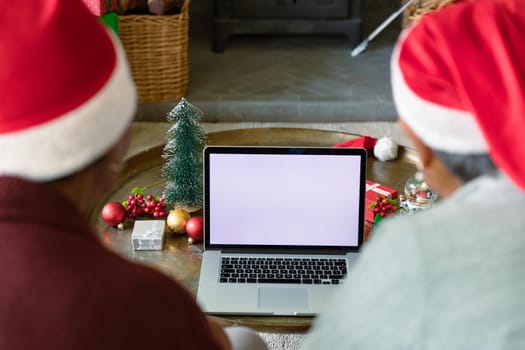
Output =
[{"x1": 206, "y1": 148, "x2": 365, "y2": 248}]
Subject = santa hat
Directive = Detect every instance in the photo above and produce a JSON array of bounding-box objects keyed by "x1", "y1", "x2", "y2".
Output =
[
  {"x1": 0, "y1": 0, "x2": 136, "y2": 181},
  {"x1": 391, "y1": 0, "x2": 525, "y2": 189}
]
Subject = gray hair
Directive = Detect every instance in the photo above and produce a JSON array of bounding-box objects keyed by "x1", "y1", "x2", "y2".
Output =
[{"x1": 434, "y1": 150, "x2": 498, "y2": 183}]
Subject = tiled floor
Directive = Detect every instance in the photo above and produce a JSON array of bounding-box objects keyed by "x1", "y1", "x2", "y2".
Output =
[{"x1": 136, "y1": 13, "x2": 402, "y2": 123}]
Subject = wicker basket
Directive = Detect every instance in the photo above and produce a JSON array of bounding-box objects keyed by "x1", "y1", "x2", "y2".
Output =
[
  {"x1": 118, "y1": 0, "x2": 189, "y2": 103},
  {"x1": 402, "y1": 0, "x2": 455, "y2": 28}
]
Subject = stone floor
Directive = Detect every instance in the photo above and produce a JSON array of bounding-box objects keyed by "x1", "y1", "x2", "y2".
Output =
[{"x1": 136, "y1": 12, "x2": 403, "y2": 123}]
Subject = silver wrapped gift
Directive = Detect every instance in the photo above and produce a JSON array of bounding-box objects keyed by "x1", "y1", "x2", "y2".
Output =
[{"x1": 131, "y1": 220, "x2": 166, "y2": 250}]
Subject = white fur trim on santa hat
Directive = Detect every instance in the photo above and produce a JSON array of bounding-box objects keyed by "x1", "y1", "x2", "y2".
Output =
[
  {"x1": 0, "y1": 32, "x2": 136, "y2": 181},
  {"x1": 391, "y1": 32, "x2": 488, "y2": 154}
]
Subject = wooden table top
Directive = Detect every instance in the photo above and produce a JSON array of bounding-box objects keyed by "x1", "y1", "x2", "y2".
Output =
[{"x1": 90, "y1": 127, "x2": 418, "y2": 333}]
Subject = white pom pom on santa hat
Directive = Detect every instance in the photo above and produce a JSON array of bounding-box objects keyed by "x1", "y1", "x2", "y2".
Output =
[{"x1": 374, "y1": 137, "x2": 398, "y2": 161}]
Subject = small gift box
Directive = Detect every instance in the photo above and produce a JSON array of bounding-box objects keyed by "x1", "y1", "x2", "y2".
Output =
[
  {"x1": 82, "y1": 0, "x2": 118, "y2": 16},
  {"x1": 131, "y1": 220, "x2": 166, "y2": 250},
  {"x1": 365, "y1": 180, "x2": 398, "y2": 223}
]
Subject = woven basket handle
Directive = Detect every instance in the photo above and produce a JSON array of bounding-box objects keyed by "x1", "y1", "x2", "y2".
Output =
[{"x1": 179, "y1": 0, "x2": 190, "y2": 18}]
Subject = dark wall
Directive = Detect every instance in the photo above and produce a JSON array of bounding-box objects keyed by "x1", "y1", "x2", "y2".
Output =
[{"x1": 189, "y1": 0, "x2": 401, "y2": 33}]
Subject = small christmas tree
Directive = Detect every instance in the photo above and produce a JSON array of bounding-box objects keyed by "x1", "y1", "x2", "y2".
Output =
[{"x1": 161, "y1": 98, "x2": 206, "y2": 210}]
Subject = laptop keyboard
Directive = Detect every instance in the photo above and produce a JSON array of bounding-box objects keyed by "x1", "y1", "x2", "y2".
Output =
[{"x1": 219, "y1": 257, "x2": 347, "y2": 285}]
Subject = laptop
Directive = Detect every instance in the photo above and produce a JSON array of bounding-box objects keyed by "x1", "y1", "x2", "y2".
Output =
[{"x1": 196, "y1": 146, "x2": 367, "y2": 316}]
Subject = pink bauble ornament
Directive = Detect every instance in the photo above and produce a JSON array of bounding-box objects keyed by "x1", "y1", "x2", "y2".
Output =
[
  {"x1": 185, "y1": 216, "x2": 203, "y2": 242},
  {"x1": 101, "y1": 202, "x2": 127, "y2": 227}
]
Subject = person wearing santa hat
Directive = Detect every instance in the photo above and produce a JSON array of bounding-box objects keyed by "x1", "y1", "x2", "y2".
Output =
[
  {"x1": 0, "y1": 1, "x2": 267, "y2": 349},
  {"x1": 303, "y1": 0, "x2": 525, "y2": 349}
]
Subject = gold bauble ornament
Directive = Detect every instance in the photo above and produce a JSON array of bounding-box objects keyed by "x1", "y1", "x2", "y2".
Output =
[{"x1": 166, "y1": 209, "x2": 191, "y2": 234}]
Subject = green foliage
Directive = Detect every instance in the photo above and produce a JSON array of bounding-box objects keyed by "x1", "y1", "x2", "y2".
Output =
[
  {"x1": 131, "y1": 187, "x2": 143, "y2": 195},
  {"x1": 373, "y1": 214, "x2": 383, "y2": 226},
  {"x1": 161, "y1": 98, "x2": 206, "y2": 209}
]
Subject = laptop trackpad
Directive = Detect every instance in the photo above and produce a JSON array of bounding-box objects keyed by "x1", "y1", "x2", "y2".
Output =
[{"x1": 258, "y1": 287, "x2": 309, "y2": 310}]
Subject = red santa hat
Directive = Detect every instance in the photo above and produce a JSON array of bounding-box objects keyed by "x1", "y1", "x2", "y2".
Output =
[
  {"x1": 391, "y1": 0, "x2": 525, "y2": 189},
  {"x1": 0, "y1": 0, "x2": 136, "y2": 181}
]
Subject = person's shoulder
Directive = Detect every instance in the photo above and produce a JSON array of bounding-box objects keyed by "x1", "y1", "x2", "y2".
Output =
[
  {"x1": 361, "y1": 200, "x2": 452, "y2": 271},
  {"x1": 84, "y1": 257, "x2": 221, "y2": 349},
  {"x1": 89, "y1": 249, "x2": 195, "y2": 305},
  {"x1": 373, "y1": 173, "x2": 510, "y2": 240},
  {"x1": 368, "y1": 172, "x2": 525, "y2": 264},
  {"x1": 71, "y1": 243, "x2": 205, "y2": 323}
]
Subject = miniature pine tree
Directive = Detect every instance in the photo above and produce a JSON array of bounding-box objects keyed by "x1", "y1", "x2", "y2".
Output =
[{"x1": 161, "y1": 98, "x2": 206, "y2": 210}]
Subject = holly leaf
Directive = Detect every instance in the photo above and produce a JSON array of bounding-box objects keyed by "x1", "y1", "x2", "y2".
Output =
[
  {"x1": 367, "y1": 202, "x2": 376, "y2": 209},
  {"x1": 387, "y1": 198, "x2": 398, "y2": 205},
  {"x1": 131, "y1": 187, "x2": 143, "y2": 195},
  {"x1": 373, "y1": 214, "x2": 383, "y2": 226},
  {"x1": 122, "y1": 201, "x2": 128, "y2": 209}
]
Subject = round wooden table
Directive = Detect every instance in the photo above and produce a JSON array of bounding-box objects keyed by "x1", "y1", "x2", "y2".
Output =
[{"x1": 91, "y1": 127, "x2": 418, "y2": 333}]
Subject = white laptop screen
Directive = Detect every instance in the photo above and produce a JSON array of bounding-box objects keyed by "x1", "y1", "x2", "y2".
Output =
[{"x1": 204, "y1": 147, "x2": 366, "y2": 250}]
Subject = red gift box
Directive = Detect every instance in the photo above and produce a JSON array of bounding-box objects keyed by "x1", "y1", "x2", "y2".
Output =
[
  {"x1": 83, "y1": 0, "x2": 118, "y2": 16},
  {"x1": 365, "y1": 180, "x2": 398, "y2": 222}
]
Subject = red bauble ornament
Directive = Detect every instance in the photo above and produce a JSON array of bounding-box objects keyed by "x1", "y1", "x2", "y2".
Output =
[
  {"x1": 101, "y1": 202, "x2": 127, "y2": 227},
  {"x1": 185, "y1": 216, "x2": 204, "y2": 242}
]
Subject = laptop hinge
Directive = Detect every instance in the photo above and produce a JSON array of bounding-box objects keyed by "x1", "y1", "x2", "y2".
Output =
[{"x1": 215, "y1": 247, "x2": 350, "y2": 255}]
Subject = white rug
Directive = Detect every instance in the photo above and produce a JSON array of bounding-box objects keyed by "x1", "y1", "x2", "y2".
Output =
[{"x1": 258, "y1": 332, "x2": 306, "y2": 350}]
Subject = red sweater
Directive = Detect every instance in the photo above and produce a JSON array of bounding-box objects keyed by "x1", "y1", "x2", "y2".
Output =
[{"x1": 0, "y1": 176, "x2": 221, "y2": 349}]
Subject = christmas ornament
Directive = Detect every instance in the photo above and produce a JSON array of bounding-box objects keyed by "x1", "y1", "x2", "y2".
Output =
[
  {"x1": 186, "y1": 216, "x2": 204, "y2": 243},
  {"x1": 123, "y1": 187, "x2": 166, "y2": 219},
  {"x1": 368, "y1": 195, "x2": 399, "y2": 225},
  {"x1": 373, "y1": 136, "x2": 398, "y2": 161},
  {"x1": 166, "y1": 208, "x2": 191, "y2": 234},
  {"x1": 161, "y1": 98, "x2": 207, "y2": 210},
  {"x1": 404, "y1": 171, "x2": 438, "y2": 210},
  {"x1": 101, "y1": 201, "x2": 127, "y2": 227}
]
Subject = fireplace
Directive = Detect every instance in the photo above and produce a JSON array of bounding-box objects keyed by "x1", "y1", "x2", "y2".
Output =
[{"x1": 213, "y1": 0, "x2": 362, "y2": 52}]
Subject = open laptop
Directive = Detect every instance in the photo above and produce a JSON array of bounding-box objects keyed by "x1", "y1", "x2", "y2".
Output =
[{"x1": 196, "y1": 146, "x2": 366, "y2": 316}]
